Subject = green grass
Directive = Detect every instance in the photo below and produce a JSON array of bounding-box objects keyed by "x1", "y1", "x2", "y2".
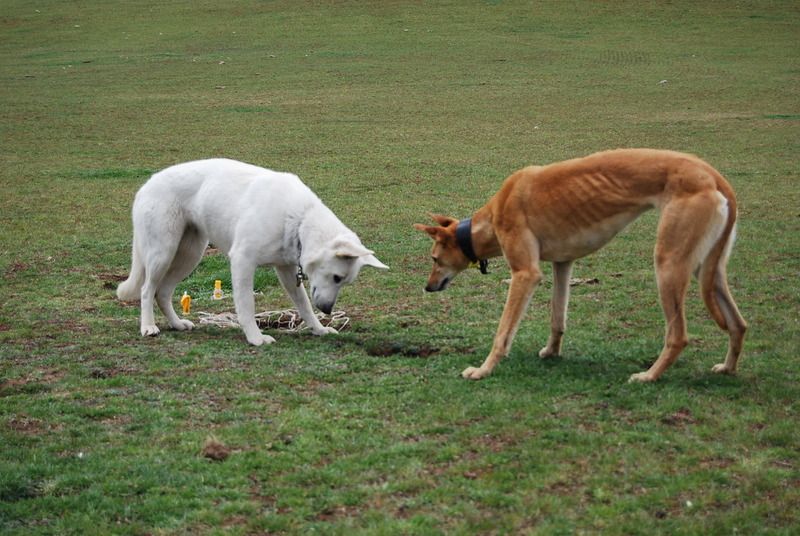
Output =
[{"x1": 1, "y1": 1, "x2": 799, "y2": 534}]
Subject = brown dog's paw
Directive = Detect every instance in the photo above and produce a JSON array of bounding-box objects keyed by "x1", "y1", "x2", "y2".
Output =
[
  {"x1": 538, "y1": 346, "x2": 560, "y2": 359},
  {"x1": 462, "y1": 366, "x2": 490, "y2": 380},
  {"x1": 711, "y1": 363, "x2": 736, "y2": 375},
  {"x1": 628, "y1": 371, "x2": 657, "y2": 383}
]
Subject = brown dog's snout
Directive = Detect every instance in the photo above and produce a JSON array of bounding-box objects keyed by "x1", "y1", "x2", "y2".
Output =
[{"x1": 425, "y1": 276, "x2": 450, "y2": 292}]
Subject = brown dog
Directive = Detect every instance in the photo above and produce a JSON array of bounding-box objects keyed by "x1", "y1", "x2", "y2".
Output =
[{"x1": 415, "y1": 149, "x2": 746, "y2": 382}]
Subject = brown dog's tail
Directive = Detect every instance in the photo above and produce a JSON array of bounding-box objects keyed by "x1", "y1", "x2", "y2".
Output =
[{"x1": 698, "y1": 175, "x2": 739, "y2": 331}]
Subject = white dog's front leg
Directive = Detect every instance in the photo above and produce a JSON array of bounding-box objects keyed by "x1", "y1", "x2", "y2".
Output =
[
  {"x1": 231, "y1": 257, "x2": 276, "y2": 346},
  {"x1": 275, "y1": 266, "x2": 337, "y2": 336}
]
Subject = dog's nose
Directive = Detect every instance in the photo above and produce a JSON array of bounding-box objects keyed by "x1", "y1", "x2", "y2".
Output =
[
  {"x1": 317, "y1": 301, "x2": 334, "y2": 315},
  {"x1": 425, "y1": 277, "x2": 449, "y2": 292}
]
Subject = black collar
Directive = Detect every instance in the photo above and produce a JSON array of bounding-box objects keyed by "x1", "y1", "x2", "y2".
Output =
[{"x1": 455, "y1": 218, "x2": 489, "y2": 274}]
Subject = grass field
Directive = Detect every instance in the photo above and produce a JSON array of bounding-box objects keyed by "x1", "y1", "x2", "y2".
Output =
[{"x1": 1, "y1": 1, "x2": 799, "y2": 534}]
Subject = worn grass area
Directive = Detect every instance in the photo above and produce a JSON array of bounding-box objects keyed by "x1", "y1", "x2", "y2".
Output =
[{"x1": 1, "y1": 1, "x2": 799, "y2": 534}]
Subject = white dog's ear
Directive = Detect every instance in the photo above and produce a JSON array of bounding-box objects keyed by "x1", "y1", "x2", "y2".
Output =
[
  {"x1": 361, "y1": 254, "x2": 389, "y2": 270},
  {"x1": 333, "y1": 237, "x2": 389, "y2": 270},
  {"x1": 333, "y1": 237, "x2": 373, "y2": 259}
]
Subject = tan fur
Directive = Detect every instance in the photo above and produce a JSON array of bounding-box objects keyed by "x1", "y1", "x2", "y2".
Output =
[{"x1": 414, "y1": 149, "x2": 747, "y2": 382}]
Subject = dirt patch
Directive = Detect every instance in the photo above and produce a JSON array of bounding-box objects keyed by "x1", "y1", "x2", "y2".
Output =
[
  {"x1": 294, "y1": 378, "x2": 332, "y2": 397},
  {"x1": 472, "y1": 432, "x2": 524, "y2": 454},
  {"x1": 1, "y1": 369, "x2": 65, "y2": 397},
  {"x1": 98, "y1": 414, "x2": 133, "y2": 427},
  {"x1": 45, "y1": 318, "x2": 91, "y2": 337},
  {"x1": 5, "y1": 414, "x2": 63, "y2": 435},
  {"x1": 316, "y1": 504, "x2": 362, "y2": 522},
  {"x1": 88, "y1": 366, "x2": 137, "y2": 379},
  {"x1": 661, "y1": 408, "x2": 697, "y2": 427},
  {"x1": 3, "y1": 261, "x2": 31, "y2": 277},
  {"x1": 0, "y1": 378, "x2": 28, "y2": 392},
  {"x1": 201, "y1": 436, "x2": 231, "y2": 461},
  {"x1": 771, "y1": 459, "x2": 793, "y2": 470},
  {"x1": 6, "y1": 415, "x2": 46, "y2": 435},
  {"x1": 364, "y1": 341, "x2": 439, "y2": 358},
  {"x1": 96, "y1": 272, "x2": 128, "y2": 290},
  {"x1": 699, "y1": 457, "x2": 735, "y2": 470}
]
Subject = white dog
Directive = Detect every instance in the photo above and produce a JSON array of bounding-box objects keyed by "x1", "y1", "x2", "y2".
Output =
[{"x1": 117, "y1": 158, "x2": 388, "y2": 345}]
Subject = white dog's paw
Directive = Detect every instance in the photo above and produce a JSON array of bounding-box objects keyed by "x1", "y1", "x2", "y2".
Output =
[
  {"x1": 711, "y1": 363, "x2": 735, "y2": 375},
  {"x1": 248, "y1": 333, "x2": 276, "y2": 346},
  {"x1": 173, "y1": 319, "x2": 194, "y2": 331},
  {"x1": 312, "y1": 326, "x2": 338, "y2": 336},
  {"x1": 141, "y1": 325, "x2": 160, "y2": 337},
  {"x1": 462, "y1": 366, "x2": 490, "y2": 380},
  {"x1": 628, "y1": 371, "x2": 656, "y2": 383}
]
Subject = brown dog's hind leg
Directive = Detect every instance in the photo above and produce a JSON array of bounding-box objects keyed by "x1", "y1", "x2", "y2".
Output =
[
  {"x1": 629, "y1": 194, "x2": 717, "y2": 383},
  {"x1": 709, "y1": 268, "x2": 747, "y2": 375},
  {"x1": 539, "y1": 260, "x2": 573, "y2": 358},
  {"x1": 628, "y1": 258, "x2": 692, "y2": 383}
]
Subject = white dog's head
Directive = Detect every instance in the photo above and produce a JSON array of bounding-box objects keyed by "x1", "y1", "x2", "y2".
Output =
[{"x1": 304, "y1": 235, "x2": 388, "y2": 314}]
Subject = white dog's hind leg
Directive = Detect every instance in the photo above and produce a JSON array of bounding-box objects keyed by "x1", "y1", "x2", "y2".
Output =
[
  {"x1": 140, "y1": 255, "x2": 172, "y2": 337},
  {"x1": 156, "y1": 228, "x2": 208, "y2": 332},
  {"x1": 137, "y1": 242, "x2": 178, "y2": 336},
  {"x1": 134, "y1": 196, "x2": 184, "y2": 337},
  {"x1": 275, "y1": 265, "x2": 337, "y2": 336},
  {"x1": 230, "y1": 255, "x2": 276, "y2": 346}
]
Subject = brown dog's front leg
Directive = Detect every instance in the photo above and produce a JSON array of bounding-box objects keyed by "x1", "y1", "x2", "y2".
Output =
[{"x1": 462, "y1": 267, "x2": 542, "y2": 380}]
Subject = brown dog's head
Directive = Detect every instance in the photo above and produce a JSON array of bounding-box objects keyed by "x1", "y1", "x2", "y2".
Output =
[{"x1": 413, "y1": 214, "x2": 473, "y2": 292}]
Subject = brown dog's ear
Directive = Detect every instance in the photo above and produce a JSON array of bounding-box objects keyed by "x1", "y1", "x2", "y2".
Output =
[
  {"x1": 429, "y1": 213, "x2": 458, "y2": 227},
  {"x1": 413, "y1": 223, "x2": 441, "y2": 240}
]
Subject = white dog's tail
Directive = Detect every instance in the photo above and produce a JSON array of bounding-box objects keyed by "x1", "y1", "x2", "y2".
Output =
[{"x1": 117, "y1": 237, "x2": 144, "y2": 302}]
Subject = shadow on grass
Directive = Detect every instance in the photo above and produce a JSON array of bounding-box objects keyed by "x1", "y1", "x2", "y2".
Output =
[
  {"x1": 491, "y1": 344, "x2": 754, "y2": 396},
  {"x1": 326, "y1": 332, "x2": 442, "y2": 359}
]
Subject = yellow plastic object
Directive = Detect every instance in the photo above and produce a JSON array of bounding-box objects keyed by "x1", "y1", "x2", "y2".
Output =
[
  {"x1": 212, "y1": 280, "x2": 224, "y2": 300},
  {"x1": 180, "y1": 292, "x2": 192, "y2": 315}
]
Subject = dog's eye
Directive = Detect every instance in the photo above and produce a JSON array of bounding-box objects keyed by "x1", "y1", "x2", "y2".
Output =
[{"x1": 333, "y1": 275, "x2": 342, "y2": 284}]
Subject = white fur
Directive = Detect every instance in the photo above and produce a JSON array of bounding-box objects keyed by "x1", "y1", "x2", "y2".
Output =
[
  {"x1": 691, "y1": 190, "x2": 729, "y2": 273},
  {"x1": 117, "y1": 158, "x2": 388, "y2": 345},
  {"x1": 721, "y1": 219, "x2": 737, "y2": 266}
]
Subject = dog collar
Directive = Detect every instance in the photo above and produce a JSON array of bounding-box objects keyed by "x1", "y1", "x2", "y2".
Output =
[
  {"x1": 455, "y1": 218, "x2": 489, "y2": 274},
  {"x1": 295, "y1": 239, "x2": 307, "y2": 287},
  {"x1": 296, "y1": 265, "x2": 307, "y2": 287}
]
